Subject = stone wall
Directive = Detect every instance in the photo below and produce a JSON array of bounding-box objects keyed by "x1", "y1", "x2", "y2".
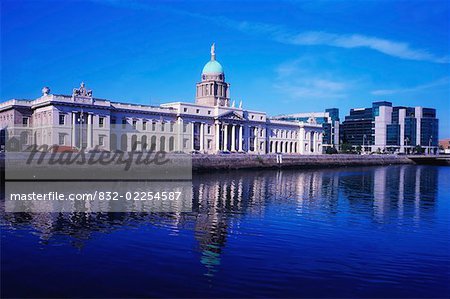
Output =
[{"x1": 192, "y1": 154, "x2": 414, "y2": 171}]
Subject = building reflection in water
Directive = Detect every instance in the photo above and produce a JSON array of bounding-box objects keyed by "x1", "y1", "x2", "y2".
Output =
[{"x1": 0, "y1": 165, "x2": 439, "y2": 275}]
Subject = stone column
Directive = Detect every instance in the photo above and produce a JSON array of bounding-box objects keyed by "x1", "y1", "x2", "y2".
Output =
[
  {"x1": 238, "y1": 125, "x2": 243, "y2": 151},
  {"x1": 72, "y1": 112, "x2": 76, "y2": 148},
  {"x1": 215, "y1": 122, "x2": 220, "y2": 152},
  {"x1": 177, "y1": 117, "x2": 183, "y2": 151},
  {"x1": 317, "y1": 133, "x2": 321, "y2": 153},
  {"x1": 191, "y1": 122, "x2": 195, "y2": 151},
  {"x1": 87, "y1": 113, "x2": 92, "y2": 149},
  {"x1": 223, "y1": 124, "x2": 228, "y2": 151},
  {"x1": 299, "y1": 128, "x2": 305, "y2": 155},
  {"x1": 200, "y1": 122, "x2": 204, "y2": 152},
  {"x1": 231, "y1": 124, "x2": 236, "y2": 151}
]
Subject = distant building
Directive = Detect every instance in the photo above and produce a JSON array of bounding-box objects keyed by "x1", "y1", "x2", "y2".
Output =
[
  {"x1": 272, "y1": 108, "x2": 340, "y2": 151},
  {"x1": 341, "y1": 101, "x2": 439, "y2": 154},
  {"x1": 0, "y1": 44, "x2": 323, "y2": 155},
  {"x1": 439, "y1": 138, "x2": 450, "y2": 154}
]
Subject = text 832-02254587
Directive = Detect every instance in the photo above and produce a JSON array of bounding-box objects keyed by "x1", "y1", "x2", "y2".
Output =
[{"x1": 98, "y1": 191, "x2": 183, "y2": 201}]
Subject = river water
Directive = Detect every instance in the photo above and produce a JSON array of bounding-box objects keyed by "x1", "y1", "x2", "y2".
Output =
[{"x1": 1, "y1": 165, "x2": 449, "y2": 298}]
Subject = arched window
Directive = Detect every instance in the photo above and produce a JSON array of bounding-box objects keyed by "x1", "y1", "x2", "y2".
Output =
[
  {"x1": 20, "y1": 132, "x2": 28, "y2": 145},
  {"x1": 169, "y1": 136, "x2": 174, "y2": 151},
  {"x1": 110, "y1": 134, "x2": 117, "y2": 151},
  {"x1": 150, "y1": 136, "x2": 157, "y2": 151},
  {"x1": 131, "y1": 135, "x2": 138, "y2": 151},
  {"x1": 160, "y1": 136, "x2": 165, "y2": 151},
  {"x1": 121, "y1": 134, "x2": 127, "y2": 151},
  {"x1": 141, "y1": 135, "x2": 147, "y2": 151}
]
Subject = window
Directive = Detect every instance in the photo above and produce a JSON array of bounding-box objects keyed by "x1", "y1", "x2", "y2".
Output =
[
  {"x1": 207, "y1": 125, "x2": 211, "y2": 134},
  {"x1": 122, "y1": 118, "x2": 127, "y2": 129},
  {"x1": 58, "y1": 133, "x2": 65, "y2": 145},
  {"x1": 59, "y1": 114, "x2": 65, "y2": 125},
  {"x1": 170, "y1": 122, "x2": 174, "y2": 132},
  {"x1": 20, "y1": 132, "x2": 28, "y2": 144},
  {"x1": 251, "y1": 115, "x2": 254, "y2": 119},
  {"x1": 208, "y1": 110, "x2": 211, "y2": 115},
  {"x1": 152, "y1": 122, "x2": 156, "y2": 131},
  {"x1": 132, "y1": 120, "x2": 137, "y2": 129},
  {"x1": 161, "y1": 122, "x2": 165, "y2": 132},
  {"x1": 196, "y1": 109, "x2": 200, "y2": 113},
  {"x1": 183, "y1": 138, "x2": 189, "y2": 148},
  {"x1": 99, "y1": 117, "x2": 104, "y2": 128},
  {"x1": 207, "y1": 139, "x2": 212, "y2": 149},
  {"x1": 143, "y1": 121, "x2": 147, "y2": 130},
  {"x1": 22, "y1": 117, "x2": 29, "y2": 127},
  {"x1": 183, "y1": 123, "x2": 188, "y2": 133},
  {"x1": 111, "y1": 117, "x2": 116, "y2": 128},
  {"x1": 99, "y1": 136, "x2": 104, "y2": 146},
  {"x1": 184, "y1": 108, "x2": 188, "y2": 112}
]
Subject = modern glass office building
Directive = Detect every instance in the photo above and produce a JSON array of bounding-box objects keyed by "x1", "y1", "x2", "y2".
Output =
[{"x1": 341, "y1": 101, "x2": 439, "y2": 154}]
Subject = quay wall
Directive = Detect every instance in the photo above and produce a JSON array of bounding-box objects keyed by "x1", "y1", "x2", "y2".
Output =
[{"x1": 192, "y1": 154, "x2": 414, "y2": 171}]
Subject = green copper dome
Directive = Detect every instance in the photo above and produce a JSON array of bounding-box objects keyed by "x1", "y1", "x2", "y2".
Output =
[{"x1": 202, "y1": 60, "x2": 224, "y2": 74}]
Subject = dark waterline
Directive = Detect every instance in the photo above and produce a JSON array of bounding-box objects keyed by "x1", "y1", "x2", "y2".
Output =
[{"x1": 1, "y1": 165, "x2": 449, "y2": 298}]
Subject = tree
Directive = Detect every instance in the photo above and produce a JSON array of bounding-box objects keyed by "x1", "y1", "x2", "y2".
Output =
[
  {"x1": 414, "y1": 145, "x2": 424, "y2": 154},
  {"x1": 340, "y1": 143, "x2": 354, "y2": 154},
  {"x1": 325, "y1": 146, "x2": 338, "y2": 154}
]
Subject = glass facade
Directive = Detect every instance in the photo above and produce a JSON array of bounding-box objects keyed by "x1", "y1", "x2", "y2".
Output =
[
  {"x1": 341, "y1": 102, "x2": 438, "y2": 152},
  {"x1": 420, "y1": 118, "x2": 439, "y2": 146},
  {"x1": 386, "y1": 124, "x2": 400, "y2": 145},
  {"x1": 340, "y1": 108, "x2": 374, "y2": 146},
  {"x1": 404, "y1": 117, "x2": 417, "y2": 146}
]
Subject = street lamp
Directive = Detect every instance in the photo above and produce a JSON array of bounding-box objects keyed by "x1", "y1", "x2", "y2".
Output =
[
  {"x1": 429, "y1": 135, "x2": 433, "y2": 155},
  {"x1": 404, "y1": 137, "x2": 409, "y2": 154},
  {"x1": 362, "y1": 134, "x2": 367, "y2": 154}
]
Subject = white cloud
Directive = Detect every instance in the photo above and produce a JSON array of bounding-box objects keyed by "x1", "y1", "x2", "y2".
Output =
[
  {"x1": 95, "y1": 1, "x2": 449, "y2": 64},
  {"x1": 229, "y1": 21, "x2": 449, "y2": 64},
  {"x1": 371, "y1": 77, "x2": 450, "y2": 95},
  {"x1": 201, "y1": 16, "x2": 449, "y2": 64},
  {"x1": 285, "y1": 32, "x2": 449, "y2": 64},
  {"x1": 273, "y1": 58, "x2": 352, "y2": 100}
]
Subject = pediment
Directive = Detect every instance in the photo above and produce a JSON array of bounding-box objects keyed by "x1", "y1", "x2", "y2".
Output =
[{"x1": 217, "y1": 110, "x2": 244, "y2": 121}]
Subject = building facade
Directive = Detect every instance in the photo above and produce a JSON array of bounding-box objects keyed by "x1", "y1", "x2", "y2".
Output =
[
  {"x1": 0, "y1": 45, "x2": 323, "y2": 155},
  {"x1": 341, "y1": 101, "x2": 439, "y2": 154},
  {"x1": 272, "y1": 108, "x2": 340, "y2": 151}
]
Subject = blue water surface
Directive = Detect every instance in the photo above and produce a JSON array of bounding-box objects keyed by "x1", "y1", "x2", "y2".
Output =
[{"x1": 1, "y1": 165, "x2": 449, "y2": 298}]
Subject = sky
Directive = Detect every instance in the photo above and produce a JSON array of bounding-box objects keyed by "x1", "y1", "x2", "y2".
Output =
[{"x1": 1, "y1": 0, "x2": 449, "y2": 138}]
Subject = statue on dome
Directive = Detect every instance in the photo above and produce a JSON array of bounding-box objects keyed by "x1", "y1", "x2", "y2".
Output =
[{"x1": 211, "y1": 43, "x2": 216, "y2": 60}]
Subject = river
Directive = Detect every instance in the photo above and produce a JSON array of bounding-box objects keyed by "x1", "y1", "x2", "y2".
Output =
[{"x1": 1, "y1": 165, "x2": 449, "y2": 298}]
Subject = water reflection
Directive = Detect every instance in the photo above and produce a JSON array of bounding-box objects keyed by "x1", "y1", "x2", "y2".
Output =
[{"x1": 0, "y1": 165, "x2": 440, "y2": 274}]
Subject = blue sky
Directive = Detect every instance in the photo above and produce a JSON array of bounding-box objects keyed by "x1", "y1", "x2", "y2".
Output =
[{"x1": 1, "y1": 0, "x2": 449, "y2": 138}]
